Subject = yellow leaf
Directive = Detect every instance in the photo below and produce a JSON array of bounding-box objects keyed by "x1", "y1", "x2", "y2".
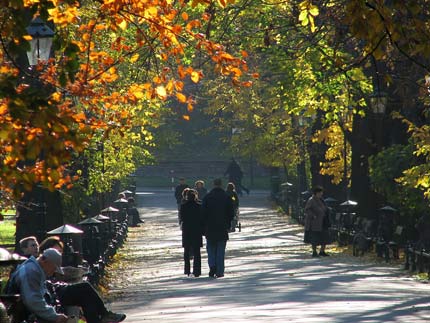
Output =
[
  {"x1": 145, "y1": 7, "x2": 158, "y2": 18},
  {"x1": 156, "y1": 86, "x2": 167, "y2": 99},
  {"x1": 183, "y1": 115, "x2": 190, "y2": 121},
  {"x1": 118, "y1": 19, "x2": 127, "y2": 30},
  {"x1": 130, "y1": 53, "x2": 139, "y2": 63},
  {"x1": 309, "y1": 5, "x2": 319, "y2": 16},
  {"x1": 298, "y1": 10, "x2": 308, "y2": 22},
  {"x1": 191, "y1": 71, "x2": 200, "y2": 83}
]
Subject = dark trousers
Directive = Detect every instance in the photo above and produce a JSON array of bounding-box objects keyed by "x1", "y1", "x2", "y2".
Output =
[
  {"x1": 57, "y1": 282, "x2": 107, "y2": 323},
  {"x1": 206, "y1": 239, "x2": 227, "y2": 276},
  {"x1": 184, "y1": 245, "x2": 201, "y2": 276},
  {"x1": 232, "y1": 180, "x2": 249, "y2": 196}
]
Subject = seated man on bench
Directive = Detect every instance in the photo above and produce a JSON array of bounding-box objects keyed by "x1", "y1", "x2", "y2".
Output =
[{"x1": 7, "y1": 248, "x2": 125, "y2": 323}]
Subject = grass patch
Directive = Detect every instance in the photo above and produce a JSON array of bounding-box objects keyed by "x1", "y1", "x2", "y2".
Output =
[{"x1": 0, "y1": 217, "x2": 16, "y2": 245}]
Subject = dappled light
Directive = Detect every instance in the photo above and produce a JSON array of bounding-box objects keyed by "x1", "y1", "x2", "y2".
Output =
[{"x1": 105, "y1": 189, "x2": 430, "y2": 322}]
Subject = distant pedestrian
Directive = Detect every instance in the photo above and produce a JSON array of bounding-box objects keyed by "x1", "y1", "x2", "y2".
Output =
[
  {"x1": 226, "y1": 182, "x2": 239, "y2": 232},
  {"x1": 304, "y1": 186, "x2": 330, "y2": 257},
  {"x1": 127, "y1": 197, "x2": 144, "y2": 226},
  {"x1": 194, "y1": 180, "x2": 208, "y2": 200},
  {"x1": 202, "y1": 178, "x2": 234, "y2": 278},
  {"x1": 174, "y1": 177, "x2": 189, "y2": 210},
  {"x1": 224, "y1": 158, "x2": 249, "y2": 196},
  {"x1": 179, "y1": 189, "x2": 204, "y2": 277}
]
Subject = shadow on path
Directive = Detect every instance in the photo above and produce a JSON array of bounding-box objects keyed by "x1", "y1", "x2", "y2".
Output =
[{"x1": 107, "y1": 188, "x2": 430, "y2": 323}]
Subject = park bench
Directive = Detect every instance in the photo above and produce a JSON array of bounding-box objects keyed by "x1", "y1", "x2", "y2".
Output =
[{"x1": 404, "y1": 241, "x2": 430, "y2": 278}]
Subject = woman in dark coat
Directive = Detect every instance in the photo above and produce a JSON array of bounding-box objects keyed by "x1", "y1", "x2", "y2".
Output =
[
  {"x1": 304, "y1": 186, "x2": 330, "y2": 257},
  {"x1": 179, "y1": 189, "x2": 203, "y2": 277}
]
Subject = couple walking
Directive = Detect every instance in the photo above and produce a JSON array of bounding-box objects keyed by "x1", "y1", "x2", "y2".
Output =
[{"x1": 179, "y1": 178, "x2": 235, "y2": 278}]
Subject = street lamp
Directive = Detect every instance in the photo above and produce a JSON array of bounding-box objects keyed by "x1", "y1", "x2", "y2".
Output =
[
  {"x1": 369, "y1": 91, "x2": 388, "y2": 115},
  {"x1": 26, "y1": 17, "x2": 54, "y2": 66}
]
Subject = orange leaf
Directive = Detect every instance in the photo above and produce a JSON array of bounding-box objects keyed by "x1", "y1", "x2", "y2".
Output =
[
  {"x1": 73, "y1": 113, "x2": 86, "y2": 122},
  {"x1": 183, "y1": 115, "x2": 190, "y2": 121},
  {"x1": 217, "y1": 0, "x2": 227, "y2": 8},
  {"x1": 182, "y1": 12, "x2": 189, "y2": 21},
  {"x1": 176, "y1": 93, "x2": 187, "y2": 103}
]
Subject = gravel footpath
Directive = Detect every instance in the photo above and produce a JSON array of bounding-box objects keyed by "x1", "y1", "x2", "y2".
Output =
[{"x1": 106, "y1": 188, "x2": 429, "y2": 323}]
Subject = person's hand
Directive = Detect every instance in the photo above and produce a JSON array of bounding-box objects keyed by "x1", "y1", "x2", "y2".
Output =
[{"x1": 55, "y1": 313, "x2": 69, "y2": 323}]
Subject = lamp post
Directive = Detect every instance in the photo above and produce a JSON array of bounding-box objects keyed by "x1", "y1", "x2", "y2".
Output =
[
  {"x1": 26, "y1": 17, "x2": 54, "y2": 66},
  {"x1": 369, "y1": 90, "x2": 388, "y2": 152},
  {"x1": 342, "y1": 106, "x2": 353, "y2": 200},
  {"x1": 297, "y1": 115, "x2": 309, "y2": 195},
  {"x1": 15, "y1": 16, "x2": 57, "y2": 251}
]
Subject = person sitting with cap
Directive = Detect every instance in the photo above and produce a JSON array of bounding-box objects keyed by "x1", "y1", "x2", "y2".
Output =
[{"x1": 7, "y1": 248, "x2": 126, "y2": 323}]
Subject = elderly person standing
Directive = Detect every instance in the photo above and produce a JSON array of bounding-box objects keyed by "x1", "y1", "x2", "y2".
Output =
[{"x1": 304, "y1": 186, "x2": 330, "y2": 257}]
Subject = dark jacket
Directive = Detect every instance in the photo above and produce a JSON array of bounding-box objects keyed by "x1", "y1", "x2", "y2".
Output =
[
  {"x1": 174, "y1": 184, "x2": 189, "y2": 204},
  {"x1": 202, "y1": 187, "x2": 234, "y2": 241},
  {"x1": 304, "y1": 195, "x2": 328, "y2": 232},
  {"x1": 226, "y1": 190, "x2": 239, "y2": 211},
  {"x1": 179, "y1": 200, "x2": 203, "y2": 248},
  {"x1": 224, "y1": 160, "x2": 243, "y2": 182}
]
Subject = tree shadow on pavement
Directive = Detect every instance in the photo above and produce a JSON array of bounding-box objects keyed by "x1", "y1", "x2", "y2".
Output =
[{"x1": 107, "y1": 189, "x2": 430, "y2": 323}]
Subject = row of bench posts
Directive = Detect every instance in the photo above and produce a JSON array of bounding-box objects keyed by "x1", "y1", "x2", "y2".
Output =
[
  {"x1": 274, "y1": 184, "x2": 430, "y2": 279},
  {"x1": 43, "y1": 189, "x2": 135, "y2": 287}
]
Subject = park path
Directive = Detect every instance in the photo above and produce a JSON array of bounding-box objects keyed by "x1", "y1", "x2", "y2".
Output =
[{"x1": 106, "y1": 188, "x2": 429, "y2": 323}]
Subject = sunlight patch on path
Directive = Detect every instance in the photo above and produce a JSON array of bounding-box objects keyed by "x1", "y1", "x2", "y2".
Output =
[{"x1": 107, "y1": 189, "x2": 430, "y2": 323}]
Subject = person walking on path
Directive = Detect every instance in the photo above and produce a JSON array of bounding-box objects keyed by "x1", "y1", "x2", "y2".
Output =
[
  {"x1": 179, "y1": 189, "x2": 204, "y2": 277},
  {"x1": 226, "y1": 182, "x2": 239, "y2": 232},
  {"x1": 224, "y1": 158, "x2": 249, "y2": 196},
  {"x1": 194, "y1": 180, "x2": 208, "y2": 200},
  {"x1": 174, "y1": 177, "x2": 189, "y2": 210},
  {"x1": 202, "y1": 178, "x2": 234, "y2": 278},
  {"x1": 304, "y1": 186, "x2": 330, "y2": 257}
]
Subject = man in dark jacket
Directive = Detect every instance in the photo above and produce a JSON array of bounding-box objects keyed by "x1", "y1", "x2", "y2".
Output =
[
  {"x1": 224, "y1": 158, "x2": 249, "y2": 196},
  {"x1": 202, "y1": 178, "x2": 234, "y2": 278}
]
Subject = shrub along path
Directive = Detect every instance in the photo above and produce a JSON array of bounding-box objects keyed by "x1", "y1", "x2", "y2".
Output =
[{"x1": 105, "y1": 188, "x2": 429, "y2": 322}]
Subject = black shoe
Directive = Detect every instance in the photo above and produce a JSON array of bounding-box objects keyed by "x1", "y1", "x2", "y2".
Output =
[
  {"x1": 215, "y1": 274, "x2": 224, "y2": 278},
  {"x1": 209, "y1": 267, "x2": 216, "y2": 277},
  {"x1": 319, "y1": 251, "x2": 330, "y2": 257},
  {"x1": 101, "y1": 311, "x2": 126, "y2": 323},
  {"x1": 312, "y1": 251, "x2": 319, "y2": 257}
]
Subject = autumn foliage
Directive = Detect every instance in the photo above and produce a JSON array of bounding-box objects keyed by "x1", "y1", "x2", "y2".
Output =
[{"x1": 0, "y1": 0, "x2": 253, "y2": 202}]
